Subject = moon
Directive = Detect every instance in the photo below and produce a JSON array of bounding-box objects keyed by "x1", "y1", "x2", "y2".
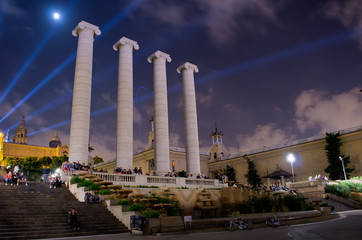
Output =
[{"x1": 53, "y1": 12, "x2": 60, "y2": 20}]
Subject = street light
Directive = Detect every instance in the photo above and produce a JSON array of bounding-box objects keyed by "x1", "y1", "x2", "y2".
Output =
[
  {"x1": 339, "y1": 156, "x2": 347, "y2": 180},
  {"x1": 287, "y1": 153, "x2": 295, "y2": 182}
]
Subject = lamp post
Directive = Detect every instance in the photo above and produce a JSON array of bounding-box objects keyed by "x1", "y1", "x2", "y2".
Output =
[
  {"x1": 287, "y1": 154, "x2": 295, "y2": 182},
  {"x1": 339, "y1": 156, "x2": 347, "y2": 180}
]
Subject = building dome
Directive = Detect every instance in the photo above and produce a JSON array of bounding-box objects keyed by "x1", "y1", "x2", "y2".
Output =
[{"x1": 49, "y1": 130, "x2": 62, "y2": 148}]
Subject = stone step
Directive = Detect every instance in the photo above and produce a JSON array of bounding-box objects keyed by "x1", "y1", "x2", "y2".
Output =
[{"x1": 0, "y1": 182, "x2": 128, "y2": 239}]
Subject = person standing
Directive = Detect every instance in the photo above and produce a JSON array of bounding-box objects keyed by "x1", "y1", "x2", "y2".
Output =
[{"x1": 43, "y1": 167, "x2": 50, "y2": 182}]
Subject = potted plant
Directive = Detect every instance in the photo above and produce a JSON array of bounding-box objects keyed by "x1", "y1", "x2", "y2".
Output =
[{"x1": 319, "y1": 202, "x2": 331, "y2": 214}]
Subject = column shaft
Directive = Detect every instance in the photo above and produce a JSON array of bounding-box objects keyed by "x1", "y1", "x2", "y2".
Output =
[
  {"x1": 178, "y1": 63, "x2": 200, "y2": 176},
  {"x1": 148, "y1": 51, "x2": 171, "y2": 176},
  {"x1": 69, "y1": 21, "x2": 100, "y2": 164},
  {"x1": 113, "y1": 37, "x2": 139, "y2": 170}
]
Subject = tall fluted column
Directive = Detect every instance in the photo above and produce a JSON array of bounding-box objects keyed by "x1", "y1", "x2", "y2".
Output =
[
  {"x1": 69, "y1": 21, "x2": 101, "y2": 164},
  {"x1": 147, "y1": 51, "x2": 171, "y2": 176},
  {"x1": 177, "y1": 62, "x2": 200, "y2": 176},
  {"x1": 113, "y1": 37, "x2": 139, "y2": 169}
]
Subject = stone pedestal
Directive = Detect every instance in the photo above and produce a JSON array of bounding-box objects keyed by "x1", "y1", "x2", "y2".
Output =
[
  {"x1": 113, "y1": 37, "x2": 139, "y2": 169},
  {"x1": 177, "y1": 62, "x2": 200, "y2": 176},
  {"x1": 147, "y1": 51, "x2": 171, "y2": 176},
  {"x1": 69, "y1": 21, "x2": 101, "y2": 164}
]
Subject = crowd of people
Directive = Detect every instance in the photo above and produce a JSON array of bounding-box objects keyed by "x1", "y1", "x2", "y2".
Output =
[
  {"x1": 113, "y1": 166, "x2": 143, "y2": 175},
  {"x1": 308, "y1": 174, "x2": 329, "y2": 181},
  {"x1": 4, "y1": 166, "x2": 28, "y2": 186},
  {"x1": 62, "y1": 161, "x2": 93, "y2": 174}
]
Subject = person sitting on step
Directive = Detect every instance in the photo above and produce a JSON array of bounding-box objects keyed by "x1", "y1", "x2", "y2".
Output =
[
  {"x1": 5, "y1": 171, "x2": 13, "y2": 185},
  {"x1": 93, "y1": 190, "x2": 101, "y2": 204},
  {"x1": 68, "y1": 208, "x2": 80, "y2": 230},
  {"x1": 12, "y1": 172, "x2": 18, "y2": 185},
  {"x1": 84, "y1": 191, "x2": 93, "y2": 204},
  {"x1": 17, "y1": 172, "x2": 28, "y2": 186}
]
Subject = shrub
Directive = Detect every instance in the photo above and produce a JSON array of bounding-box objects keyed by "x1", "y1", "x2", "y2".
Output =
[
  {"x1": 325, "y1": 182, "x2": 362, "y2": 198},
  {"x1": 319, "y1": 201, "x2": 329, "y2": 207},
  {"x1": 168, "y1": 202, "x2": 182, "y2": 216},
  {"x1": 128, "y1": 203, "x2": 145, "y2": 212},
  {"x1": 138, "y1": 185, "x2": 159, "y2": 188},
  {"x1": 71, "y1": 176, "x2": 82, "y2": 184},
  {"x1": 283, "y1": 194, "x2": 303, "y2": 211},
  {"x1": 178, "y1": 170, "x2": 187, "y2": 178},
  {"x1": 88, "y1": 183, "x2": 100, "y2": 191},
  {"x1": 79, "y1": 180, "x2": 93, "y2": 187},
  {"x1": 261, "y1": 195, "x2": 274, "y2": 212},
  {"x1": 142, "y1": 210, "x2": 160, "y2": 218},
  {"x1": 305, "y1": 201, "x2": 315, "y2": 210},
  {"x1": 250, "y1": 196, "x2": 263, "y2": 213},
  {"x1": 99, "y1": 189, "x2": 110, "y2": 195},
  {"x1": 117, "y1": 200, "x2": 130, "y2": 205}
]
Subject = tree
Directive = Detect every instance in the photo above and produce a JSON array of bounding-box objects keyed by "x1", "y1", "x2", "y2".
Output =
[
  {"x1": 244, "y1": 155, "x2": 261, "y2": 187},
  {"x1": 93, "y1": 156, "x2": 104, "y2": 165},
  {"x1": 224, "y1": 165, "x2": 236, "y2": 182},
  {"x1": 324, "y1": 132, "x2": 354, "y2": 180}
]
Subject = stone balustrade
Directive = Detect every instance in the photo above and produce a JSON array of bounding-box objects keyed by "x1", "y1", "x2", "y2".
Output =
[{"x1": 92, "y1": 172, "x2": 226, "y2": 188}]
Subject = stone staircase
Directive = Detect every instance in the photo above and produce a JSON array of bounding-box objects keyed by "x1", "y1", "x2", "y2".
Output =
[{"x1": 0, "y1": 182, "x2": 129, "y2": 239}]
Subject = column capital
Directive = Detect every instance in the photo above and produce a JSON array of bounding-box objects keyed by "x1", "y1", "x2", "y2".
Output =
[
  {"x1": 113, "y1": 37, "x2": 139, "y2": 51},
  {"x1": 147, "y1": 50, "x2": 171, "y2": 63},
  {"x1": 72, "y1": 21, "x2": 101, "y2": 37},
  {"x1": 177, "y1": 62, "x2": 199, "y2": 74}
]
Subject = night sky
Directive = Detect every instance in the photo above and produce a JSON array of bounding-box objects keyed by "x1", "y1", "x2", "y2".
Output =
[{"x1": 0, "y1": 0, "x2": 361, "y2": 161}]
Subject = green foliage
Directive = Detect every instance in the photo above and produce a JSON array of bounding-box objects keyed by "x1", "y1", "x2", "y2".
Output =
[
  {"x1": 138, "y1": 185, "x2": 159, "y2": 188},
  {"x1": 142, "y1": 210, "x2": 160, "y2": 218},
  {"x1": 79, "y1": 180, "x2": 93, "y2": 187},
  {"x1": 168, "y1": 202, "x2": 182, "y2": 216},
  {"x1": 88, "y1": 183, "x2": 100, "y2": 191},
  {"x1": 223, "y1": 165, "x2": 236, "y2": 182},
  {"x1": 3, "y1": 155, "x2": 66, "y2": 181},
  {"x1": 305, "y1": 201, "x2": 315, "y2": 210},
  {"x1": 319, "y1": 201, "x2": 329, "y2": 207},
  {"x1": 178, "y1": 170, "x2": 187, "y2": 178},
  {"x1": 244, "y1": 155, "x2": 261, "y2": 187},
  {"x1": 324, "y1": 132, "x2": 354, "y2": 180},
  {"x1": 71, "y1": 176, "x2": 82, "y2": 184},
  {"x1": 325, "y1": 182, "x2": 362, "y2": 198},
  {"x1": 250, "y1": 196, "x2": 263, "y2": 213},
  {"x1": 261, "y1": 195, "x2": 274, "y2": 212},
  {"x1": 283, "y1": 194, "x2": 303, "y2": 211},
  {"x1": 128, "y1": 203, "x2": 145, "y2": 212},
  {"x1": 225, "y1": 201, "x2": 251, "y2": 214},
  {"x1": 351, "y1": 176, "x2": 362, "y2": 180},
  {"x1": 93, "y1": 155, "x2": 104, "y2": 165},
  {"x1": 99, "y1": 189, "x2": 111, "y2": 195},
  {"x1": 117, "y1": 200, "x2": 130, "y2": 205}
]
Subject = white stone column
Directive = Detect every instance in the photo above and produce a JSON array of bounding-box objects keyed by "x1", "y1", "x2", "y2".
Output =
[
  {"x1": 147, "y1": 51, "x2": 171, "y2": 176},
  {"x1": 69, "y1": 21, "x2": 101, "y2": 164},
  {"x1": 177, "y1": 62, "x2": 200, "y2": 176},
  {"x1": 113, "y1": 37, "x2": 139, "y2": 169}
]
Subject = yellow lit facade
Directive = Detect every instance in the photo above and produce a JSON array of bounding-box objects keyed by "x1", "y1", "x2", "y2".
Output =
[
  {"x1": 0, "y1": 118, "x2": 69, "y2": 164},
  {"x1": 208, "y1": 126, "x2": 362, "y2": 184}
]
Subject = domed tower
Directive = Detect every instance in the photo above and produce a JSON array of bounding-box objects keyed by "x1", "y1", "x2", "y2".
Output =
[
  {"x1": 13, "y1": 116, "x2": 29, "y2": 144},
  {"x1": 49, "y1": 130, "x2": 62, "y2": 148},
  {"x1": 209, "y1": 125, "x2": 226, "y2": 162}
]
